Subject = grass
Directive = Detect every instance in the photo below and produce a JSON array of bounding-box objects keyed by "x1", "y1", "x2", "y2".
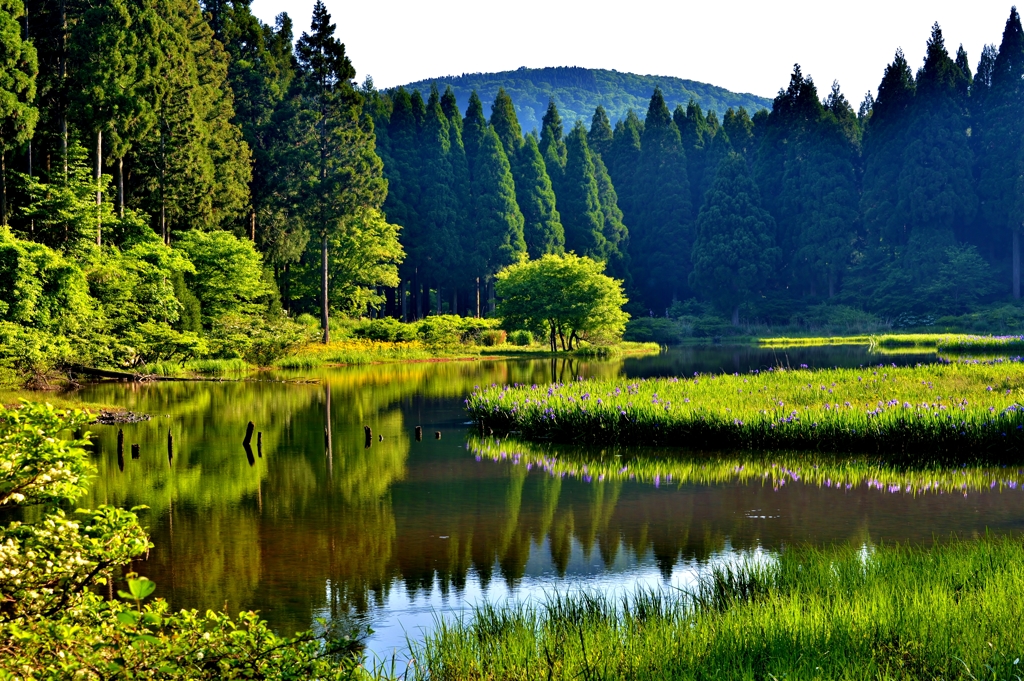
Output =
[
  {"x1": 937, "y1": 334, "x2": 1024, "y2": 354},
  {"x1": 466, "y1": 360, "x2": 1024, "y2": 462},
  {"x1": 137, "y1": 358, "x2": 252, "y2": 376},
  {"x1": 408, "y1": 536, "x2": 1024, "y2": 680},
  {"x1": 759, "y1": 335, "x2": 872, "y2": 347},
  {"x1": 468, "y1": 435, "x2": 1024, "y2": 495},
  {"x1": 0, "y1": 389, "x2": 118, "y2": 411}
]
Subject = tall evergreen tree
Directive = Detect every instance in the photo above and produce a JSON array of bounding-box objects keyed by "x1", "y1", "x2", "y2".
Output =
[
  {"x1": 417, "y1": 86, "x2": 462, "y2": 291},
  {"x1": 289, "y1": 0, "x2": 389, "y2": 340},
  {"x1": 0, "y1": 0, "x2": 37, "y2": 225},
  {"x1": 489, "y1": 87, "x2": 522, "y2": 156},
  {"x1": 468, "y1": 125, "x2": 525, "y2": 295},
  {"x1": 462, "y1": 90, "x2": 487, "y2": 176},
  {"x1": 588, "y1": 105, "x2": 613, "y2": 159},
  {"x1": 722, "y1": 107, "x2": 754, "y2": 157},
  {"x1": 592, "y1": 153, "x2": 629, "y2": 285},
  {"x1": 559, "y1": 120, "x2": 605, "y2": 258},
  {"x1": 539, "y1": 99, "x2": 566, "y2": 179},
  {"x1": 977, "y1": 7, "x2": 1024, "y2": 297},
  {"x1": 676, "y1": 100, "x2": 709, "y2": 208},
  {"x1": 515, "y1": 133, "x2": 563, "y2": 258},
  {"x1": 603, "y1": 109, "x2": 641, "y2": 220},
  {"x1": 629, "y1": 88, "x2": 691, "y2": 309},
  {"x1": 690, "y1": 153, "x2": 779, "y2": 325}
]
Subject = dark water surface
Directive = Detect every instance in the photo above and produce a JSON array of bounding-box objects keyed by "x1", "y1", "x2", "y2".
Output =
[{"x1": 75, "y1": 345, "x2": 1024, "y2": 658}]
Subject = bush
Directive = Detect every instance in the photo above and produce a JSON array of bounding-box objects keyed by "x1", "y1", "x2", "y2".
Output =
[
  {"x1": 623, "y1": 318, "x2": 684, "y2": 344},
  {"x1": 509, "y1": 329, "x2": 533, "y2": 346},
  {"x1": 480, "y1": 329, "x2": 507, "y2": 346},
  {"x1": 353, "y1": 317, "x2": 418, "y2": 342},
  {"x1": 417, "y1": 315, "x2": 464, "y2": 351}
]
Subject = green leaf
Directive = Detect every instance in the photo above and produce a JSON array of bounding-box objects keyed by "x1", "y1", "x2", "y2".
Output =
[
  {"x1": 128, "y1": 577, "x2": 156, "y2": 600},
  {"x1": 116, "y1": 611, "x2": 139, "y2": 626}
]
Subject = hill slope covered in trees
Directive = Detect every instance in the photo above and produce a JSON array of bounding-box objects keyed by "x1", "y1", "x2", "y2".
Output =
[{"x1": 399, "y1": 66, "x2": 772, "y2": 132}]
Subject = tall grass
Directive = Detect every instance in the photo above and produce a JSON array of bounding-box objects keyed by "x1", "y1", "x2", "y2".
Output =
[
  {"x1": 468, "y1": 435, "x2": 1024, "y2": 495},
  {"x1": 467, "y1": 361, "x2": 1024, "y2": 461},
  {"x1": 136, "y1": 358, "x2": 252, "y2": 376},
  {"x1": 275, "y1": 340, "x2": 444, "y2": 368},
  {"x1": 759, "y1": 335, "x2": 872, "y2": 347},
  {"x1": 411, "y1": 537, "x2": 1024, "y2": 680},
  {"x1": 937, "y1": 334, "x2": 1024, "y2": 354}
]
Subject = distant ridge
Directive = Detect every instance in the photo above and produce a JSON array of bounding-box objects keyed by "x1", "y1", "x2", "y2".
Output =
[{"x1": 398, "y1": 66, "x2": 772, "y2": 133}]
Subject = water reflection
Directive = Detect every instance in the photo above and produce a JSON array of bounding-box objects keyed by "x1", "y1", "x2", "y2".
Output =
[{"x1": 73, "y1": 347, "x2": 1024, "y2": 655}]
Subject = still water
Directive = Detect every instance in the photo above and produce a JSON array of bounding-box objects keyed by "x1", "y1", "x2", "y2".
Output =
[{"x1": 76, "y1": 345, "x2": 1024, "y2": 659}]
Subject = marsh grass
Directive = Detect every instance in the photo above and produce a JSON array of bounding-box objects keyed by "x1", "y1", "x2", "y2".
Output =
[
  {"x1": 138, "y1": 358, "x2": 252, "y2": 376},
  {"x1": 411, "y1": 537, "x2": 1024, "y2": 680},
  {"x1": 467, "y1": 436, "x2": 1024, "y2": 495},
  {"x1": 759, "y1": 335, "x2": 872, "y2": 347},
  {"x1": 467, "y1": 361, "x2": 1024, "y2": 461},
  {"x1": 937, "y1": 334, "x2": 1024, "y2": 354},
  {"x1": 275, "y1": 340, "x2": 443, "y2": 368}
]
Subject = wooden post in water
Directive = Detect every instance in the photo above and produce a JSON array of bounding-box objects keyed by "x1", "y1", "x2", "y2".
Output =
[
  {"x1": 117, "y1": 429, "x2": 124, "y2": 458},
  {"x1": 117, "y1": 450, "x2": 124, "y2": 472},
  {"x1": 415, "y1": 426, "x2": 422, "y2": 441},
  {"x1": 257, "y1": 432, "x2": 262, "y2": 458},
  {"x1": 243, "y1": 421, "x2": 255, "y2": 446},
  {"x1": 167, "y1": 430, "x2": 173, "y2": 463},
  {"x1": 435, "y1": 431, "x2": 441, "y2": 439},
  {"x1": 131, "y1": 443, "x2": 140, "y2": 459},
  {"x1": 364, "y1": 425, "x2": 372, "y2": 449}
]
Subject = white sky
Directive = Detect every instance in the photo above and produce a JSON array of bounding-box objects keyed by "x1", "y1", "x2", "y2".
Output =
[{"x1": 249, "y1": 0, "x2": 1018, "y2": 105}]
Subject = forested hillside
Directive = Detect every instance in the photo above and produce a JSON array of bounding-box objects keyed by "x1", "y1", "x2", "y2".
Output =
[
  {"x1": 400, "y1": 66, "x2": 772, "y2": 132},
  {"x1": 2, "y1": 0, "x2": 1024, "y2": 380}
]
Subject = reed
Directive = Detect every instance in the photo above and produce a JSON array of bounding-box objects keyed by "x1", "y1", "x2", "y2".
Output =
[
  {"x1": 466, "y1": 360, "x2": 1024, "y2": 462},
  {"x1": 937, "y1": 334, "x2": 1024, "y2": 354},
  {"x1": 467, "y1": 435, "x2": 1024, "y2": 495},
  {"x1": 410, "y1": 537, "x2": 1024, "y2": 681}
]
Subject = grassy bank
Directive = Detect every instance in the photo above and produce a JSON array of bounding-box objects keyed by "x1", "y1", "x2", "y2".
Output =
[
  {"x1": 759, "y1": 333, "x2": 1024, "y2": 357},
  {"x1": 410, "y1": 537, "x2": 1024, "y2": 680},
  {"x1": 467, "y1": 360, "x2": 1024, "y2": 461},
  {"x1": 468, "y1": 436, "x2": 1024, "y2": 495}
]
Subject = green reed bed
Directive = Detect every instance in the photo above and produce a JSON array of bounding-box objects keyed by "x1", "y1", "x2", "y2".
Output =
[
  {"x1": 467, "y1": 436, "x2": 1024, "y2": 495},
  {"x1": 937, "y1": 334, "x2": 1024, "y2": 355},
  {"x1": 466, "y1": 361, "x2": 1024, "y2": 461},
  {"x1": 411, "y1": 537, "x2": 1024, "y2": 681},
  {"x1": 759, "y1": 335, "x2": 871, "y2": 347}
]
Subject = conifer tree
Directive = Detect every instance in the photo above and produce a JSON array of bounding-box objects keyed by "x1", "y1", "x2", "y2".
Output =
[
  {"x1": 861, "y1": 50, "x2": 915, "y2": 253},
  {"x1": 539, "y1": 99, "x2": 566, "y2": 184},
  {"x1": 722, "y1": 107, "x2": 754, "y2": 157},
  {"x1": 603, "y1": 110, "x2": 641, "y2": 220},
  {"x1": 288, "y1": 0, "x2": 390, "y2": 340},
  {"x1": 489, "y1": 87, "x2": 522, "y2": 156},
  {"x1": 588, "y1": 105, "x2": 613, "y2": 159},
  {"x1": 0, "y1": 0, "x2": 37, "y2": 225},
  {"x1": 690, "y1": 153, "x2": 778, "y2": 325},
  {"x1": 897, "y1": 23, "x2": 975, "y2": 284},
  {"x1": 977, "y1": 7, "x2": 1024, "y2": 297},
  {"x1": 418, "y1": 86, "x2": 463, "y2": 291},
  {"x1": 630, "y1": 88, "x2": 691, "y2": 309},
  {"x1": 463, "y1": 90, "x2": 488, "y2": 176},
  {"x1": 592, "y1": 153, "x2": 630, "y2": 284},
  {"x1": 676, "y1": 100, "x2": 709, "y2": 208},
  {"x1": 468, "y1": 125, "x2": 525, "y2": 291},
  {"x1": 515, "y1": 133, "x2": 564, "y2": 257},
  {"x1": 559, "y1": 120, "x2": 606, "y2": 258}
]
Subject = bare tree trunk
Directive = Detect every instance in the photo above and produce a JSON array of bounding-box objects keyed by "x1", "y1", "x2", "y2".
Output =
[
  {"x1": 549, "y1": 326, "x2": 556, "y2": 352},
  {"x1": 732, "y1": 305, "x2": 740, "y2": 327},
  {"x1": 96, "y1": 129, "x2": 102, "y2": 246},
  {"x1": 117, "y1": 157, "x2": 124, "y2": 218},
  {"x1": 283, "y1": 263, "x2": 291, "y2": 312},
  {"x1": 1, "y1": 152, "x2": 6, "y2": 227},
  {"x1": 476, "y1": 277, "x2": 481, "y2": 318},
  {"x1": 250, "y1": 211, "x2": 256, "y2": 241},
  {"x1": 401, "y1": 280, "x2": 408, "y2": 321},
  {"x1": 1014, "y1": 229, "x2": 1021, "y2": 300},
  {"x1": 436, "y1": 285, "x2": 441, "y2": 316},
  {"x1": 321, "y1": 232, "x2": 330, "y2": 344},
  {"x1": 453, "y1": 288, "x2": 457, "y2": 317}
]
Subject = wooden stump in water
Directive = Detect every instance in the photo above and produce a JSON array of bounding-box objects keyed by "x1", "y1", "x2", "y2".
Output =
[
  {"x1": 364, "y1": 426, "x2": 372, "y2": 449},
  {"x1": 435, "y1": 431, "x2": 441, "y2": 439},
  {"x1": 117, "y1": 450, "x2": 124, "y2": 472},
  {"x1": 117, "y1": 429, "x2": 124, "y2": 458},
  {"x1": 167, "y1": 430, "x2": 173, "y2": 462},
  {"x1": 415, "y1": 426, "x2": 423, "y2": 441},
  {"x1": 378, "y1": 434, "x2": 383, "y2": 442},
  {"x1": 257, "y1": 432, "x2": 262, "y2": 458},
  {"x1": 131, "y1": 443, "x2": 140, "y2": 459},
  {"x1": 243, "y1": 421, "x2": 255, "y2": 446}
]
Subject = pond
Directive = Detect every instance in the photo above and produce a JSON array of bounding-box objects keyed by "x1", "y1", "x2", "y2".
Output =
[{"x1": 76, "y1": 344, "x2": 1024, "y2": 660}]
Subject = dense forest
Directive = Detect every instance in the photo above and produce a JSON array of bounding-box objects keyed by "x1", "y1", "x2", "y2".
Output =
[
  {"x1": 2, "y1": 0, "x2": 1024, "y2": 376},
  {"x1": 400, "y1": 66, "x2": 772, "y2": 133}
]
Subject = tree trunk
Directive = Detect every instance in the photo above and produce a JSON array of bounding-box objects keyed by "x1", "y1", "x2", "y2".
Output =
[
  {"x1": 96, "y1": 129, "x2": 102, "y2": 246},
  {"x1": 549, "y1": 325, "x2": 557, "y2": 352},
  {"x1": 401, "y1": 280, "x2": 408, "y2": 321},
  {"x1": 27, "y1": 140, "x2": 33, "y2": 233},
  {"x1": 828, "y1": 272, "x2": 835, "y2": 299},
  {"x1": 1, "y1": 153, "x2": 6, "y2": 227},
  {"x1": 321, "y1": 232, "x2": 330, "y2": 344},
  {"x1": 437, "y1": 285, "x2": 441, "y2": 316},
  {"x1": 250, "y1": 211, "x2": 256, "y2": 241},
  {"x1": 732, "y1": 305, "x2": 740, "y2": 327},
  {"x1": 283, "y1": 263, "x2": 291, "y2": 312},
  {"x1": 476, "y1": 277, "x2": 481, "y2": 318},
  {"x1": 117, "y1": 157, "x2": 124, "y2": 218},
  {"x1": 453, "y1": 288, "x2": 458, "y2": 317},
  {"x1": 1014, "y1": 229, "x2": 1021, "y2": 301},
  {"x1": 415, "y1": 272, "x2": 422, "y2": 319}
]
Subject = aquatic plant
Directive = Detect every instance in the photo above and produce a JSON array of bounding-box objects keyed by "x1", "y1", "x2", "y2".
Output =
[
  {"x1": 937, "y1": 334, "x2": 1024, "y2": 354},
  {"x1": 466, "y1": 361, "x2": 1024, "y2": 461},
  {"x1": 410, "y1": 537, "x2": 1024, "y2": 680}
]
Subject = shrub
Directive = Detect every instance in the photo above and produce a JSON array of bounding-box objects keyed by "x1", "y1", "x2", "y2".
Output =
[
  {"x1": 623, "y1": 318, "x2": 684, "y2": 344},
  {"x1": 353, "y1": 317, "x2": 418, "y2": 342},
  {"x1": 509, "y1": 329, "x2": 533, "y2": 346},
  {"x1": 480, "y1": 329, "x2": 507, "y2": 346},
  {"x1": 417, "y1": 315, "x2": 464, "y2": 351}
]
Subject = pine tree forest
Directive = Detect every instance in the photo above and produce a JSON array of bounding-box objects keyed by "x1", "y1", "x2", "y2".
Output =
[{"x1": 4, "y1": 0, "x2": 1024, "y2": 363}]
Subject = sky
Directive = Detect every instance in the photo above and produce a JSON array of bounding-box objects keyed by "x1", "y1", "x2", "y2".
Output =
[{"x1": 249, "y1": 0, "x2": 1018, "y2": 104}]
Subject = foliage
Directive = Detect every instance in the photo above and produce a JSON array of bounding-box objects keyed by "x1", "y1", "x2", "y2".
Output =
[
  {"x1": 508, "y1": 329, "x2": 533, "y2": 346},
  {"x1": 174, "y1": 230, "x2": 270, "y2": 325},
  {"x1": 479, "y1": 329, "x2": 506, "y2": 347},
  {"x1": 0, "y1": 402, "x2": 366, "y2": 678},
  {"x1": 495, "y1": 254, "x2": 629, "y2": 351}
]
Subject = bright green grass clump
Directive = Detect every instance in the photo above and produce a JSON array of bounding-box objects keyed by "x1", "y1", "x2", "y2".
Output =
[
  {"x1": 467, "y1": 361, "x2": 1024, "y2": 461},
  {"x1": 468, "y1": 436, "x2": 1024, "y2": 495},
  {"x1": 412, "y1": 537, "x2": 1024, "y2": 681},
  {"x1": 759, "y1": 335, "x2": 871, "y2": 347},
  {"x1": 937, "y1": 334, "x2": 1024, "y2": 355}
]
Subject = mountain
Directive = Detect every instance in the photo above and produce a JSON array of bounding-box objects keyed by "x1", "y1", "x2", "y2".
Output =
[{"x1": 398, "y1": 66, "x2": 772, "y2": 132}]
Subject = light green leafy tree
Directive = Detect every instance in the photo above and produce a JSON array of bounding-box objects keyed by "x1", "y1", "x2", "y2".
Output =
[{"x1": 496, "y1": 253, "x2": 629, "y2": 351}]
